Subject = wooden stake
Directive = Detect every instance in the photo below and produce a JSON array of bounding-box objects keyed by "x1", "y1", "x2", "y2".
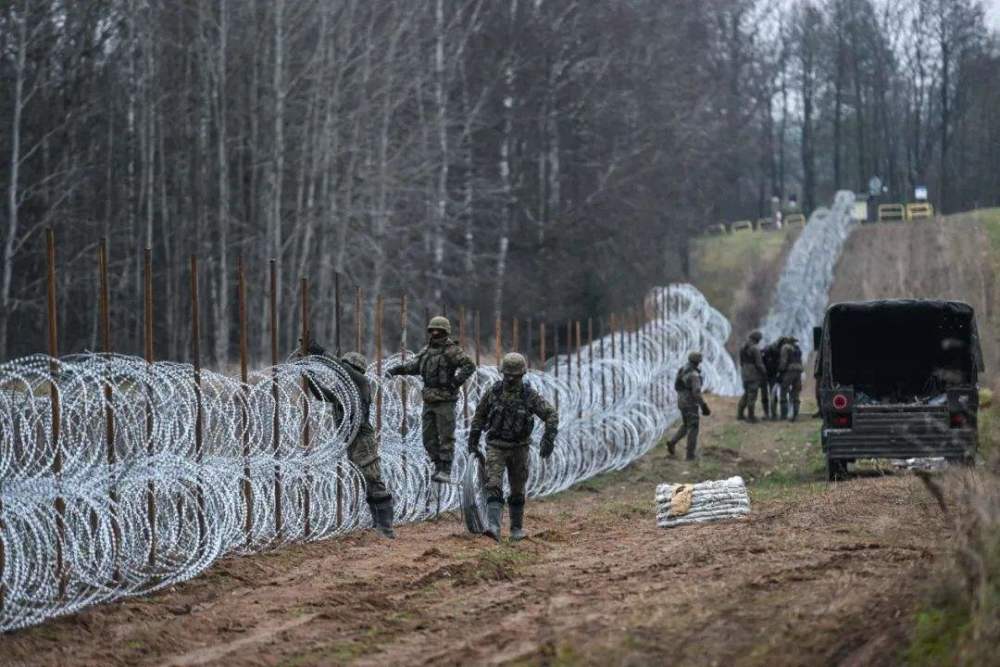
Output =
[
  {"x1": 46, "y1": 230, "x2": 66, "y2": 595},
  {"x1": 301, "y1": 278, "x2": 311, "y2": 537},
  {"x1": 143, "y1": 247, "x2": 156, "y2": 569},
  {"x1": 270, "y1": 260, "x2": 282, "y2": 536},
  {"x1": 238, "y1": 256, "x2": 252, "y2": 543}
]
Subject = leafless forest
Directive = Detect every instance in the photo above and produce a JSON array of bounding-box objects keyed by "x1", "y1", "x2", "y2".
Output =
[{"x1": 2, "y1": 0, "x2": 998, "y2": 365}]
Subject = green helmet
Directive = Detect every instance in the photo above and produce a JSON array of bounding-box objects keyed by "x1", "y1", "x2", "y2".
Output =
[
  {"x1": 749, "y1": 330, "x2": 763, "y2": 342},
  {"x1": 341, "y1": 352, "x2": 368, "y2": 373},
  {"x1": 501, "y1": 352, "x2": 527, "y2": 376},
  {"x1": 688, "y1": 351, "x2": 703, "y2": 365},
  {"x1": 427, "y1": 315, "x2": 452, "y2": 335}
]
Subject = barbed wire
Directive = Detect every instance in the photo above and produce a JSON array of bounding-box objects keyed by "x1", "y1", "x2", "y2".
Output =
[{"x1": 0, "y1": 283, "x2": 740, "y2": 632}]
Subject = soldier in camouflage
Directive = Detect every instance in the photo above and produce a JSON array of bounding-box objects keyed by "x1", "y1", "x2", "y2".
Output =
[
  {"x1": 300, "y1": 344, "x2": 395, "y2": 539},
  {"x1": 778, "y1": 336, "x2": 804, "y2": 421},
  {"x1": 667, "y1": 351, "x2": 712, "y2": 461},
  {"x1": 468, "y1": 352, "x2": 558, "y2": 542},
  {"x1": 387, "y1": 316, "x2": 476, "y2": 483},
  {"x1": 737, "y1": 331, "x2": 767, "y2": 423},
  {"x1": 761, "y1": 337, "x2": 786, "y2": 420}
]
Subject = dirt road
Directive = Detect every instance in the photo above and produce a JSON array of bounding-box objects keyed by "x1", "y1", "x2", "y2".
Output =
[{"x1": 2, "y1": 396, "x2": 949, "y2": 666}]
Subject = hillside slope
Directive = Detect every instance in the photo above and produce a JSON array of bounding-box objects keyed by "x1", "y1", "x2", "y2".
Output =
[
  {"x1": 691, "y1": 227, "x2": 799, "y2": 351},
  {"x1": 828, "y1": 210, "x2": 1000, "y2": 386}
]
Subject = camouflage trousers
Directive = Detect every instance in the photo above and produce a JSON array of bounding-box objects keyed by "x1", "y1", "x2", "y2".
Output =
[
  {"x1": 349, "y1": 431, "x2": 390, "y2": 502},
  {"x1": 484, "y1": 444, "x2": 530, "y2": 505},
  {"x1": 738, "y1": 380, "x2": 762, "y2": 417},
  {"x1": 668, "y1": 406, "x2": 700, "y2": 458},
  {"x1": 780, "y1": 371, "x2": 802, "y2": 413},
  {"x1": 422, "y1": 400, "x2": 457, "y2": 465}
]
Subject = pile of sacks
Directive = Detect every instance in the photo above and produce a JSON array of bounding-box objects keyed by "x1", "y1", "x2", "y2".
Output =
[{"x1": 655, "y1": 476, "x2": 750, "y2": 528}]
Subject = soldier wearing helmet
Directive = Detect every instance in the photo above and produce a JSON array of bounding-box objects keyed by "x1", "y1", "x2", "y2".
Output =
[
  {"x1": 666, "y1": 351, "x2": 712, "y2": 460},
  {"x1": 298, "y1": 343, "x2": 395, "y2": 538},
  {"x1": 778, "y1": 336, "x2": 804, "y2": 421},
  {"x1": 737, "y1": 330, "x2": 767, "y2": 423},
  {"x1": 468, "y1": 352, "x2": 558, "y2": 541},
  {"x1": 386, "y1": 315, "x2": 476, "y2": 483}
]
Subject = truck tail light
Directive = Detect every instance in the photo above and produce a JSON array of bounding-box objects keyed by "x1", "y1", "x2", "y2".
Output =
[
  {"x1": 832, "y1": 393, "x2": 850, "y2": 410},
  {"x1": 950, "y1": 413, "x2": 967, "y2": 428}
]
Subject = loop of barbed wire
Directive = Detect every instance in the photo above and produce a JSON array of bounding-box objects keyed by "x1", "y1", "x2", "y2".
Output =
[
  {"x1": 0, "y1": 283, "x2": 740, "y2": 632},
  {"x1": 760, "y1": 190, "x2": 855, "y2": 358}
]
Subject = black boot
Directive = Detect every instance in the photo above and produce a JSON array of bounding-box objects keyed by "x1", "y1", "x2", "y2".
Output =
[
  {"x1": 369, "y1": 498, "x2": 396, "y2": 539},
  {"x1": 508, "y1": 497, "x2": 526, "y2": 541},
  {"x1": 747, "y1": 406, "x2": 758, "y2": 424},
  {"x1": 666, "y1": 438, "x2": 677, "y2": 457},
  {"x1": 484, "y1": 500, "x2": 503, "y2": 542},
  {"x1": 791, "y1": 403, "x2": 800, "y2": 422},
  {"x1": 780, "y1": 401, "x2": 788, "y2": 421}
]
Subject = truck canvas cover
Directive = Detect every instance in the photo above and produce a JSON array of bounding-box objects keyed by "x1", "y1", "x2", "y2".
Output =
[{"x1": 825, "y1": 299, "x2": 982, "y2": 403}]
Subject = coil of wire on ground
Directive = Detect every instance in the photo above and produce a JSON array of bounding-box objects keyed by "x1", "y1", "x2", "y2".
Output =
[{"x1": 0, "y1": 283, "x2": 739, "y2": 632}]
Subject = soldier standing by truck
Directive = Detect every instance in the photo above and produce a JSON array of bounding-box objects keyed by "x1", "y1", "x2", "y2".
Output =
[
  {"x1": 666, "y1": 351, "x2": 712, "y2": 460},
  {"x1": 468, "y1": 353, "x2": 558, "y2": 542},
  {"x1": 778, "y1": 336, "x2": 804, "y2": 421},
  {"x1": 737, "y1": 331, "x2": 767, "y2": 423},
  {"x1": 386, "y1": 316, "x2": 477, "y2": 483}
]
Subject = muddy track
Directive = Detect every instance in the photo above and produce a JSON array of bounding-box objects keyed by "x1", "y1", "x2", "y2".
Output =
[{"x1": 1, "y1": 396, "x2": 949, "y2": 666}]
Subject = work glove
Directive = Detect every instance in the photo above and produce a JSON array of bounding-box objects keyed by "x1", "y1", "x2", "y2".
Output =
[
  {"x1": 540, "y1": 438, "x2": 555, "y2": 459},
  {"x1": 701, "y1": 403, "x2": 711, "y2": 416}
]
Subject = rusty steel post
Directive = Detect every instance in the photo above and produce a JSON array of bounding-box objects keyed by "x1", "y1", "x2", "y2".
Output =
[
  {"x1": 335, "y1": 273, "x2": 342, "y2": 356},
  {"x1": 46, "y1": 230, "x2": 66, "y2": 595},
  {"x1": 459, "y1": 305, "x2": 469, "y2": 426},
  {"x1": 100, "y1": 240, "x2": 121, "y2": 580},
  {"x1": 270, "y1": 260, "x2": 282, "y2": 536},
  {"x1": 512, "y1": 318, "x2": 519, "y2": 353},
  {"x1": 565, "y1": 322, "x2": 572, "y2": 383},
  {"x1": 539, "y1": 322, "x2": 546, "y2": 368},
  {"x1": 553, "y1": 322, "x2": 560, "y2": 412},
  {"x1": 355, "y1": 286, "x2": 362, "y2": 353},
  {"x1": 400, "y1": 294, "x2": 409, "y2": 437},
  {"x1": 587, "y1": 319, "x2": 593, "y2": 406},
  {"x1": 189, "y1": 254, "x2": 206, "y2": 557},
  {"x1": 609, "y1": 313, "x2": 617, "y2": 399},
  {"x1": 526, "y1": 319, "x2": 533, "y2": 369},
  {"x1": 142, "y1": 247, "x2": 157, "y2": 569},
  {"x1": 237, "y1": 256, "x2": 253, "y2": 544},
  {"x1": 300, "y1": 278, "x2": 312, "y2": 537},
  {"x1": 375, "y1": 294, "x2": 384, "y2": 444},
  {"x1": 495, "y1": 316, "x2": 502, "y2": 368}
]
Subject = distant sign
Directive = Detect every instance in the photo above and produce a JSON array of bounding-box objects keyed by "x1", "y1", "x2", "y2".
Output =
[
  {"x1": 915, "y1": 186, "x2": 928, "y2": 201},
  {"x1": 868, "y1": 176, "x2": 883, "y2": 196}
]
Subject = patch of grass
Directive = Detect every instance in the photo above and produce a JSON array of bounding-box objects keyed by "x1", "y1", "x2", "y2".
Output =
[{"x1": 906, "y1": 606, "x2": 970, "y2": 666}]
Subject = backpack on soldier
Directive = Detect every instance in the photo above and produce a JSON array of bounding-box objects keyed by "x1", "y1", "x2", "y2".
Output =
[
  {"x1": 674, "y1": 366, "x2": 689, "y2": 392},
  {"x1": 487, "y1": 381, "x2": 536, "y2": 442}
]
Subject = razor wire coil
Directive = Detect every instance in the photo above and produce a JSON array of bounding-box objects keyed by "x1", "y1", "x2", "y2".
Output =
[{"x1": 0, "y1": 283, "x2": 740, "y2": 632}]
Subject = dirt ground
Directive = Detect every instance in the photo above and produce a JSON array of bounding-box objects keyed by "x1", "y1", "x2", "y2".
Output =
[{"x1": 2, "y1": 394, "x2": 950, "y2": 667}]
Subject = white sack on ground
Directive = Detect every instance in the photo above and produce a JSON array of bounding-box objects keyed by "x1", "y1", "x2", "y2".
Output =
[{"x1": 655, "y1": 476, "x2": 750, "y2": 528}]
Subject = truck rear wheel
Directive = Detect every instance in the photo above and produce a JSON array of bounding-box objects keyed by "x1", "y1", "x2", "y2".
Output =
[{"x1": 826, "y1": 457, "x2": 848, "y2": 481}]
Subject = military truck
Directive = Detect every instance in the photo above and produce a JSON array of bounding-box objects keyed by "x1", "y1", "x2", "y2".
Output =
[{"x1": 814, "y1": 300, "x2": 983, "y2": 480}]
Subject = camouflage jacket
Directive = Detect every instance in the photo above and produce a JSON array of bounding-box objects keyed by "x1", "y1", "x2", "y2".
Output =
[
  {"x1": 739, "y1": 340, "x2": 767, "y2": 382},
  {"x1": 779, "y1": 342, "x2": 804, "y2": 374},
  {"x1": 389, "y1": 337, "x2": 476, "y2": 403},
  {"x1": 469, "y1": 380, "x2": 558, "y2": 449},
  {"x1": 305, "y1": 357, "x2": 374, "y2": 437},
  {"x1": 674, "y1": 363, "x2": 707, "y2": 411}
]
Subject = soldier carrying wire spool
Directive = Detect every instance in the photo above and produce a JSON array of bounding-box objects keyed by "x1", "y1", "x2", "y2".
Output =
[{"x1": 468, "y1": 352, "x2": 558, "y2": 542}]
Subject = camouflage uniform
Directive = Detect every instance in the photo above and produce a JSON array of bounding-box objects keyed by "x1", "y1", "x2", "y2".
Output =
[
  {"x1": 778, "y1": 337, "x2": 804, "y2": 421},
  {"x1": 469, "y1": 353, "x2": 558, "y2": 541},
  {"x1": 305, "y1": 350, "x2": 395, "y2": 538},
  {"x1": 667, "y1": 352, "x2": 711, "y2": 460},
  {"x1": 761, "y1": 339, "x2": 785, "y2": 420},
  {"x1": 388, "y1": 317, "x2": 476, "y2": 480},
  {"x1": 737, "y1": 332, "x2": 767, "y2": 422}
]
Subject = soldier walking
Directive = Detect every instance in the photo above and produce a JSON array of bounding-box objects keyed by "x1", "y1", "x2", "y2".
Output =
[
  {"x1": 301, "y1": 345, "x2": 396, "y2": 538},
  {"x1": 667, "y1": 351, "x2": 712, "y2": 460},
  {"x1": 468, "y1": 353, "x2": 558, "y2": 542},
  {"x1": 737, "y1": 331, "x2": 767, "y2": 423},
  {"x1": 778, "y1": 336, "x2": 804, "y2": 421},
  {"x1": 387, "y1": 316, "x2": 476, "y2": 483}
]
